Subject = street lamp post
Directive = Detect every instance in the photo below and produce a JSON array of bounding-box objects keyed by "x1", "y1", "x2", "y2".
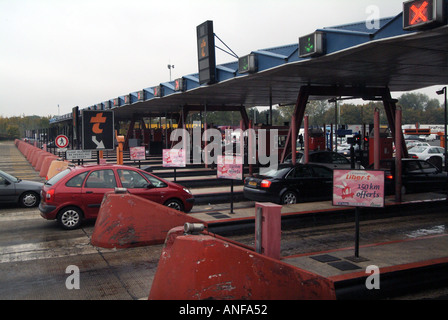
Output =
[
  {"x1": 437, "y1": 87, "x2": 447, "y2": 171},
  {"x1": 167, "y1": 64, "x2": 174, "y2": 81}
]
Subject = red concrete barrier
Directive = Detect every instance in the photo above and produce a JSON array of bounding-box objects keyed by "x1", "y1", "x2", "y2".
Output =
[
  {"x1": 91, "y1": 192, "x2": 204, "y2": 249},
  {"x1": 24, "y1": 145, "x2": 35, "y2": 159},
  {"x1": 32, "y1": 150, "x2": 46, "y2": 168},
  {"x1": 25, "y1": 144, "x2": 34, "y2": 158},
  {"x1": 28, "y1": 147, "x2": 40, "y2": 163},
  {"x1": 35, "y1": 153, "x2": 53, "y2": 172},
  {"x1": 148, "y1": 227, "x2": 336, "y2": 300},
  {"x1": 39, "y1": 155, "x2": 58, "y2": 178}
]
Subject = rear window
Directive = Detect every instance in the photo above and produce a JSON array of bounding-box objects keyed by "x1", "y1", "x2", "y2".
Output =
[
  {"x1": 262, "y1": 166, "x2": 291, "y2": 178},
  {"x1": 45, "y1": 168, "x2": 72, "y2": 186},
  {"x1": 409, "y1": 146, "x2": 426, "y2": 153},
  {"x1": 66, "y1": 172, "x2": 89, "y2": 188}
]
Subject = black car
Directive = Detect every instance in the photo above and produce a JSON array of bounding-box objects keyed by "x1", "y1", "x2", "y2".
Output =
[
  {"x1": 368, "y1": 159, "x2": 448, "y2": 195},
  {"x1": 243, "y1": 163, "x2": 333, "y2": 204}
]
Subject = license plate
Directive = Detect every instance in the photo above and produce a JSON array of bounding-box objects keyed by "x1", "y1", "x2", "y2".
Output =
[{"x1": 249, "y1": 181, "x2": 257, "y2": 186}]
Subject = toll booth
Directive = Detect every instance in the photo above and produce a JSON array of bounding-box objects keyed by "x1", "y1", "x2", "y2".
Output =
[
  {"x1": 308, "y1": 128, "x2": 325, "y2": 151},
  {"x1": 368, "y1": 128, "x2": 394, "y2": 165},
  {"x1": 256, "y1": 125, "x2": 289, "y2": 161}
]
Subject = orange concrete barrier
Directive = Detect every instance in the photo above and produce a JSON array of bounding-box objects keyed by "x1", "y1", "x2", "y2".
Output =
[
  {"x1": 28, "y1": 147, "x2": 40, "y2": 163},
  {"x1": 26, "y1": 145, "x2": 38, "y2": 160},
  {"x1": 91, "y1": 192, "x2": 204, "y2": 249},
  {"x1": 35, "y1": 153, "x2": 54, "y2": 172},
  {"x1": 148, "y1": 227, "x2": 336, "y2": 300},
  {"x1": 45, "y1": 159, "x2": 69, "y2": 180},
  {"x1": 32, "y1": 150, "x2": 46, "y2": 168},
  {"x1": 39, "y1": 156, "x2": 58, "y2": 178}
]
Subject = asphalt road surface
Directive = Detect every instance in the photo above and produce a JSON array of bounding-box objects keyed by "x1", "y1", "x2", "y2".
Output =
[{"x1": 1, "y1": 140, "x2": 448, "y2": 300}]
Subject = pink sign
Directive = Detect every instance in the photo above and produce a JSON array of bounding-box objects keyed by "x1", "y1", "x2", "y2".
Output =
[
  {"x1": 130, "y1": 146, "x2": 146, "y2": 161},
  {"x1": 217, "y1": 155, "x2": 243, "y2": 180},
  {"x1": 163, "y1": 149, "x2": 186, "y2": 167},
  {"x1": 333, "y1": 170, "x2": 385, "y2": 208}
]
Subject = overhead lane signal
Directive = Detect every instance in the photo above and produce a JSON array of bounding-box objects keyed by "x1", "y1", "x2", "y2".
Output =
[
  {"x1": 174, "y1": 78, "x2": 186, "y2": 92},
  {"x1": 299, "y1": 31, "x2": 326, "y2": 58},
  {"x1": 238, "y1": 53, "x2": 258, "y2": 74},
  {"x1": 197, "y1": 20, "x2": 216, "y2": 85},
  {"x1": 403, "y1": 0, "x2": 445, "y2": 30}
]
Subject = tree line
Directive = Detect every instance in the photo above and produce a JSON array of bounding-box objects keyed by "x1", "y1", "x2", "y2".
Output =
[
  {"x1": 0, "y1": 115, "x2": 51, "y2": 140},
  {"x1": 202, "y1": 92, "x2": 443, "y2": 127}
]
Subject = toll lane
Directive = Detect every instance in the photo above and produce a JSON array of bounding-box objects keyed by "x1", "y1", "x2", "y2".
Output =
[{"x1": 0, "y1": 206, "x2": 162, "y2": 300}]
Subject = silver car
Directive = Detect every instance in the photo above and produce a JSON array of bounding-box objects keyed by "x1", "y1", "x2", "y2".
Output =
[{"x1": 0, "y1": 170, "x2": 43, "y2": 207}]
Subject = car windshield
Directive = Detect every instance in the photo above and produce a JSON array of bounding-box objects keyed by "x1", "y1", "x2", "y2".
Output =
[
  {"x1": 0, "y1": 170, "x2": 20, "y2": 182},
  {"x1": 45, "y1": 168, "x2": 72, "y2": 186}
]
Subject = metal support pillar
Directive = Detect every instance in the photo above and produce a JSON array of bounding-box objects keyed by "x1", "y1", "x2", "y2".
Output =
[
  {"x1": 248, "y1": 120, "x2": 254, "y2": 175},
  {"x1": 374, "y1": 108, "x2": 380, "y2": 170},
  {"x1": 382, "y1": 90, "x2": 408, "y2": 159},
  {"x1": 395, "y1": 107, "x2": 403, "y2": 203},
  {"x1": 304, "y1": 115, "x2": 309, "y2": 164},
  {"x1": 281, "y1": 86, "x2": 310, "y2": 163},
  {"x1": 239, "y1": 106, "x2": 250, "y2": 131},
  {"x1": 124, "y1": 117, "x2": 137, "y2": 150},
  {"x1": 291, "y1": 115, "x2": 296, "y2": 164}
]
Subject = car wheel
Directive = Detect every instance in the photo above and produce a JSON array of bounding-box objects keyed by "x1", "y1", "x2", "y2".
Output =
[
  {"x1": 57, "y1": 207, "x2": 82, "y2": 230},
  {"x1": 281, "y1": 191, "x2": 297, "y2": 204},
  {"x1": 19, "y1": 191, "x2": 39, "y2": 208},
  {"x1": 164, "y1": 199, "x2": 184, "y2": 212}
]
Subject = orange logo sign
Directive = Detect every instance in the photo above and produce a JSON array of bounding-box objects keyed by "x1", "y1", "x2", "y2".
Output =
[{"x1": 90, "y1": 113, "x2": 107, "y2": 134}]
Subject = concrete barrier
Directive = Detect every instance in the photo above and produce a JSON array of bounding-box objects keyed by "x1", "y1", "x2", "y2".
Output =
[
  {"x1": 91, "y1": 191, "x2": 204, "y2": 249},
  {"x1": 39, "y1": 156, "x2": 58, "y2": 178},
  {"x1": 148, "y1": 227, "x2": 336, "y2": 300},
  {"x1": 31, "y1": 150, "x2": 46, "y2": 169},
  {"x1": 35, "y1": 153, "x2": 54, "y2": 172}
]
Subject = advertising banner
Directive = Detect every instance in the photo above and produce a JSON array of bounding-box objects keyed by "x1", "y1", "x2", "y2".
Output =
[
  {"x1": 130, "y1": 146, "x2": 145, "y2": 161},
  {"x1": 333, "y1": 170, "x2": 385, "y2": 208},
  {"x1": 163, "y1": 149, "x2": 186, "y2": 167},
  {"x1": 217, "y1": 155, "x2": 243, "y2": 180}
]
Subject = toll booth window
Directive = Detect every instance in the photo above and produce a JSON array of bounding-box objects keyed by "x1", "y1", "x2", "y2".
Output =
[
  {"x1": 118, "y1": 169, "x2": 148, "y2": 188},
  {"x1": 142, "y1": 172, "x2": 167, "y2": 188},
  {"x1": 85, "y1": 170, "x2": 117, "y2": 189},
  {"x1": 66, "y1": 172, "x2": 88, "y2": 188}
]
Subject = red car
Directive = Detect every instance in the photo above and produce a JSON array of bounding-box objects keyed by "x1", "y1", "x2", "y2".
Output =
[{"x1": 39, "y1": 164, "x2": 194, "y2": 230}]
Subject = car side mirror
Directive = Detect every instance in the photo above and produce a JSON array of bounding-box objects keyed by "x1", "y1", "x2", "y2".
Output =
[{"x1": 146, "y1": 183, "x2": 154, "y2": 189}]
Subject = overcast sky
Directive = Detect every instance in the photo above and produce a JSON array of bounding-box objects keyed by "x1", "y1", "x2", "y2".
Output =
[{"x1": 0, "y1": 0, "x2": 445, "y2": 118}]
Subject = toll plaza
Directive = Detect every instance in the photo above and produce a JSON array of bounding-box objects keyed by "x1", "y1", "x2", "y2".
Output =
[{"x1": 18, "y1": 0, "x2": 448, "y2": 300}]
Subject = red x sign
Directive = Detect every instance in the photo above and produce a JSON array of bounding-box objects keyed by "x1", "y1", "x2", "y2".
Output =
[
  {"x1": 403, "y1": 0, "x2": 442, "y2": 30},
  {"x1": 410, "y1": 1, "x2": 429, "y2": 24}
]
